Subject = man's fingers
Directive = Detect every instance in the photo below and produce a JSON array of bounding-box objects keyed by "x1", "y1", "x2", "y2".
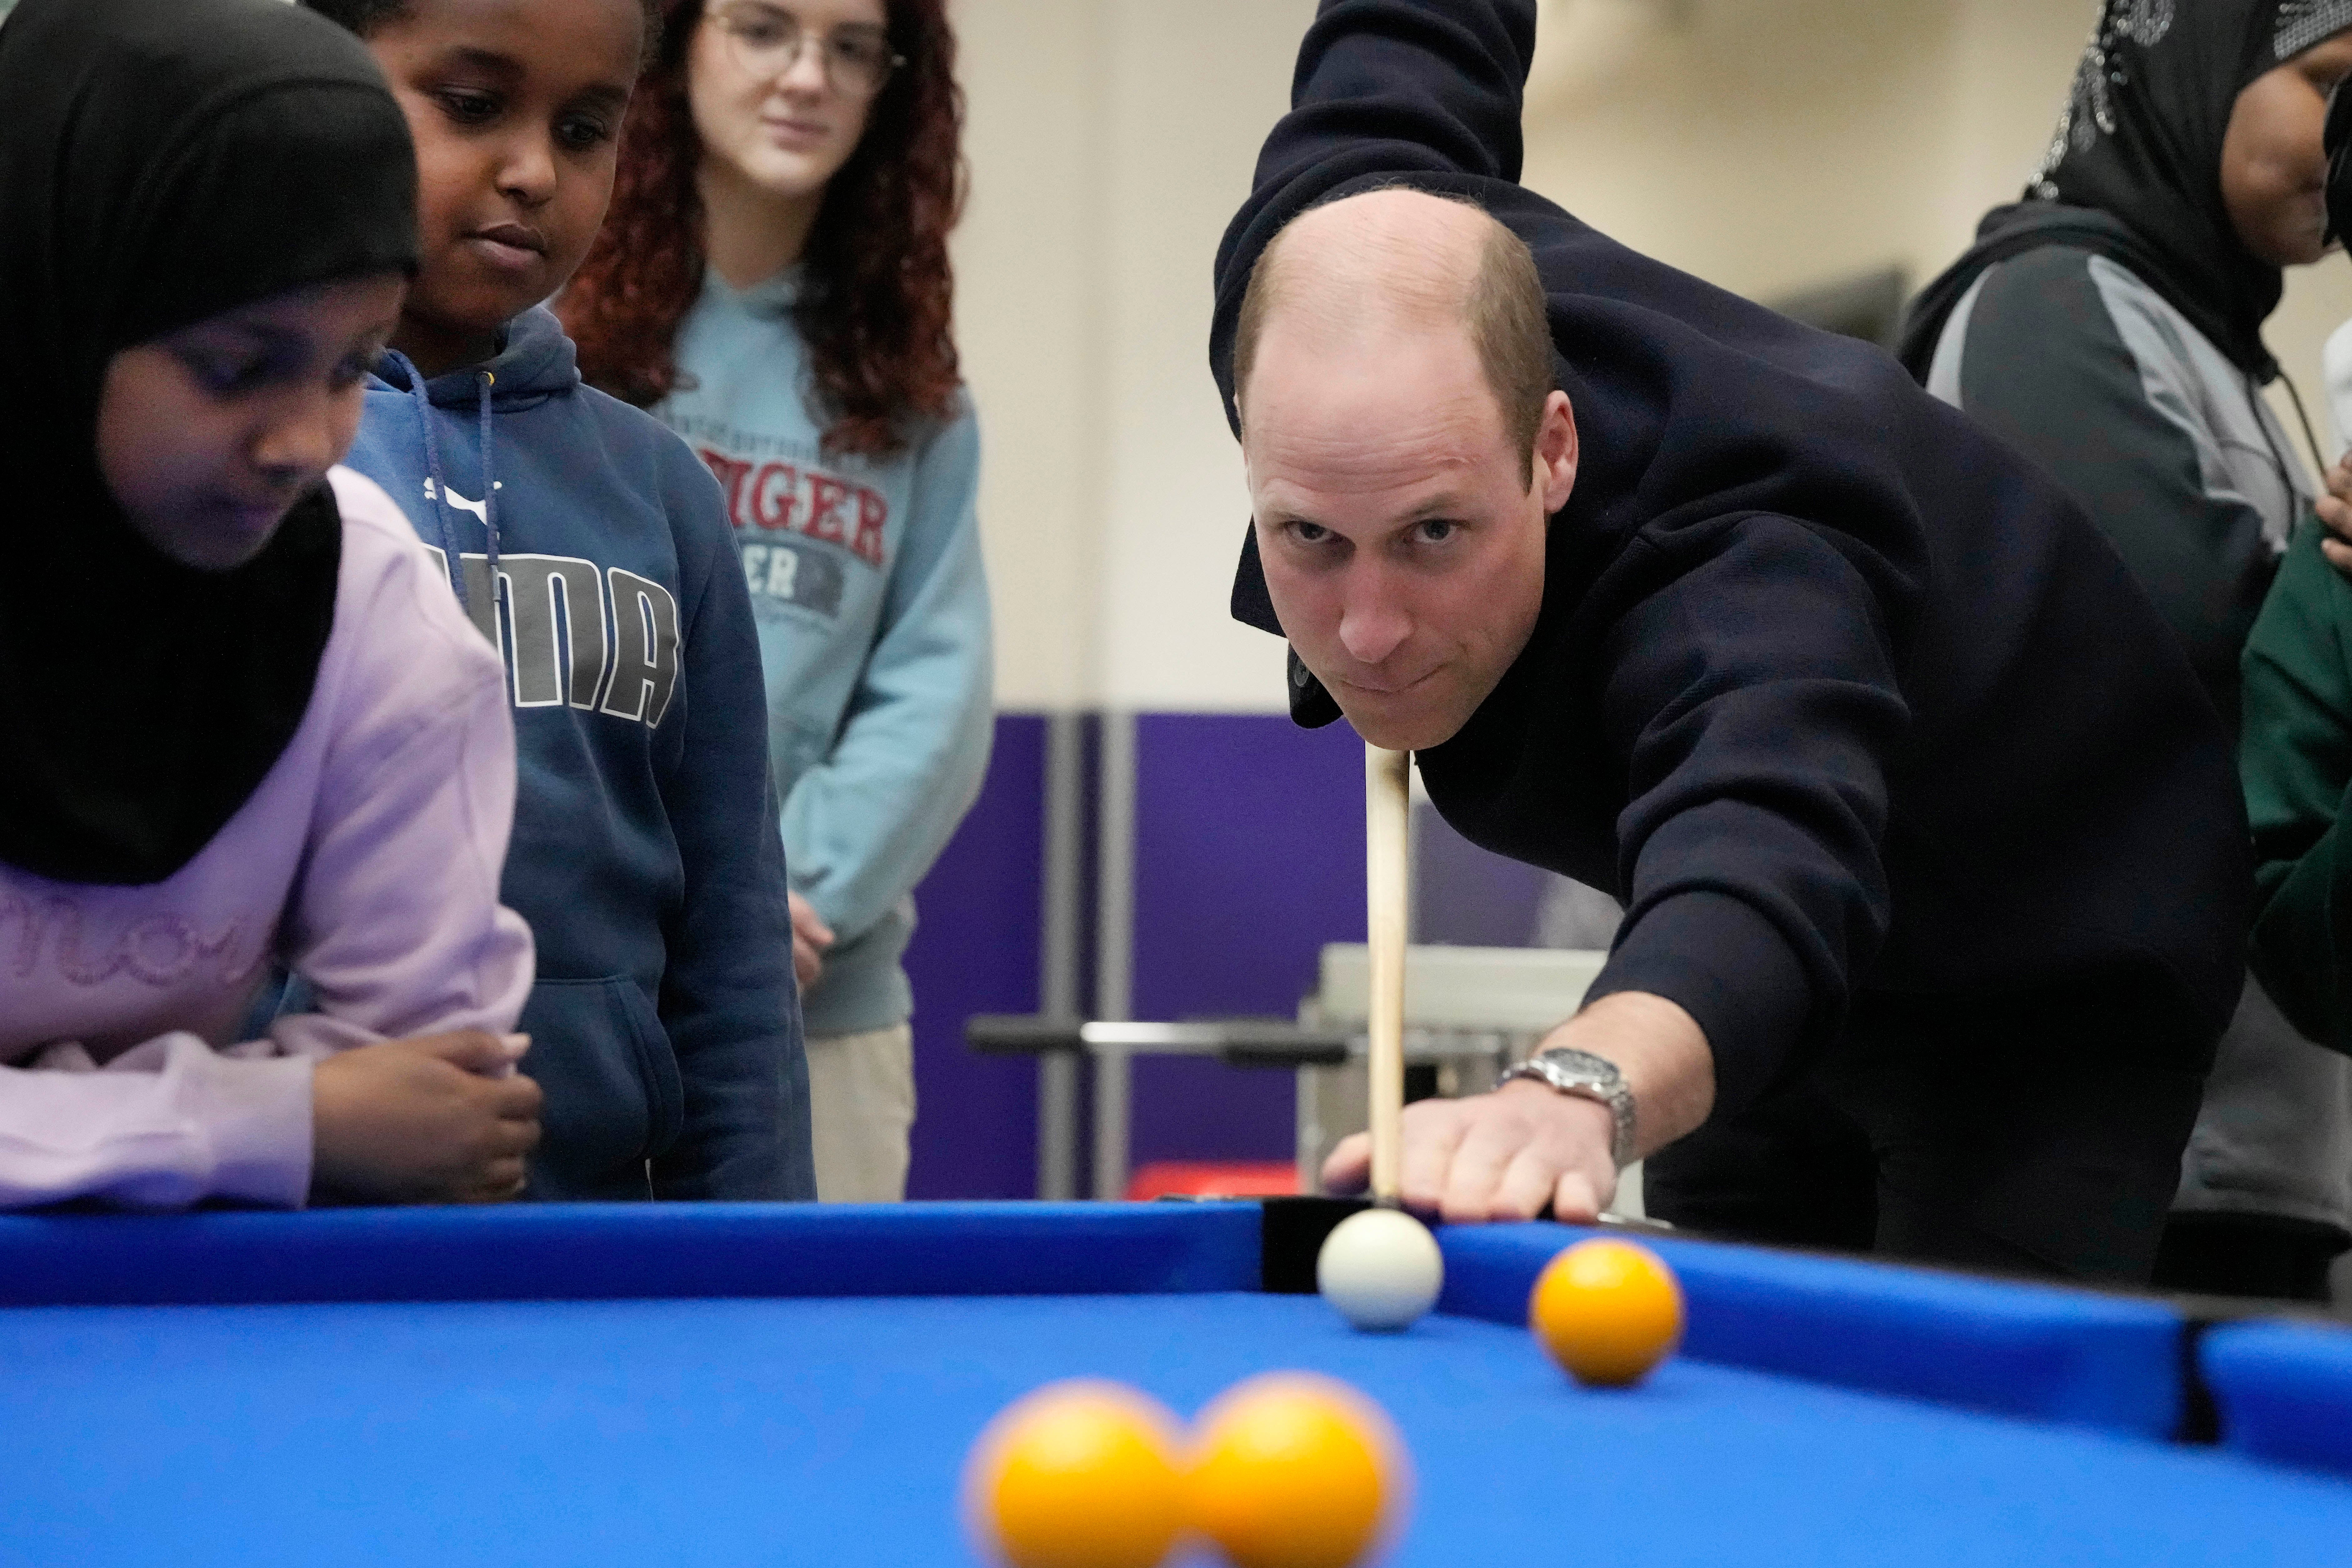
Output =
[
  {"x1": 1320, "y1": 1132, "x2": 1371, "y2": 1195},
  {"x1": 1398, "y1": 1104, "x2": 1468, "y2": 1212},
  {"x1": 1492, "y1": 1149, "x2": 1561, "y2": 1222},
  {"x1": 2325, "y1": 536, "x2": 2352, "y2": 576},
  {"x1": 1437, "y1": 1112, "x2": 1522, "y2": 1223},
  {"x1": 1551, "y1": 1168, "x2": 1606, "y2": 1225}
]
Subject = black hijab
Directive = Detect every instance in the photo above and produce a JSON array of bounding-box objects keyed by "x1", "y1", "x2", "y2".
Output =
[
  {"x1": 1901, "y1": 0, "x2": 2352, "y2": 381},
  {"x1": 0, "y1": 0, "x2": 419, "y2": 885}
]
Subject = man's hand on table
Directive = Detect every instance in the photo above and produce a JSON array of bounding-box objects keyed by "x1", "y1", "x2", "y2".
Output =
[
  {"x1": 1320, "y1": 990, "x2": 1715, "y2": 1223},
  {"x1": 2317, "y1": 455, "x2": 2352, "y2": 575},
  {"x1": 310, "y1": 1031, "x2": 542, "y2": 1205}
]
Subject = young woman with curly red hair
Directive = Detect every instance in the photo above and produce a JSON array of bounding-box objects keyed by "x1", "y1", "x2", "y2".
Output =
[{"x1": 562, "y1": 0, "x2": 989, "y2": 1203}]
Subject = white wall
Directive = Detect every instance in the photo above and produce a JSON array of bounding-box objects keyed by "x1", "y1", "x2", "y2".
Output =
[
  {"x1": 1521, "y1": 0, "x2": 1959, "y2": 305},
  {"x1": 954, "y1": 0, "x2": 1311, "y2": 713},
  {"x1": 950, "y1": 0, "x2": 1109, "y2": 712},
  {"x1": 955, "y1": 0, "x2": 2352, "y2": 712},
  {"x1": 1517, "y1": 0, "x2": 2352, "y2": 454},
  {"x1": 1092, "y1": 3, "x2": 1312, "y2": 712}
]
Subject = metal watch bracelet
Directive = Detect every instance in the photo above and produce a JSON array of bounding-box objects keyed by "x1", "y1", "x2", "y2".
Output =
[{"x1": 1500, "y1": 1046, "x2": 1637, "y2": 1168}]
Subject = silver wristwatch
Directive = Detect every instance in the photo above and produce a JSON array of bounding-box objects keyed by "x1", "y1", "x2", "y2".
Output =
[{"x1": 1501, "y1": 1047, "x2": 1637, "y2": 1168}]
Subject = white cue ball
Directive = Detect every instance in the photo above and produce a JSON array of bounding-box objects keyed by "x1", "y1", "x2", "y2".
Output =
[{"x1": 1316, "y1": 1207, "x2": 1444, "y2": 1332}]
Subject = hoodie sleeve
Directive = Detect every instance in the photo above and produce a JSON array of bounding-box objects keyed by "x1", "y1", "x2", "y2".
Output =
[
  {"x1": 780, "y1": 402, "x2": 994, "y2": 948},
  {"x1": 0, "y1": 1034, "x2": 317, "y2": 1210},
  {"x1": 648, "y1": 445, "x2": 815, "y2": 1201},
  {"x1": 1577, "y1": 516, "x2": 1908, "y2": 1112},
  {"x1": 2244, "y1": 524, "x2": 2352, "y2": 1052},
  {"x1": 1210, "y1": 0, "x2": 1536, "y2": 414}
]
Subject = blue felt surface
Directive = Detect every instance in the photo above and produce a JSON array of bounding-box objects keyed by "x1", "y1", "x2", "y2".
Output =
[
  {"x1": 1442, "y1": 1224, "x2": 2188, "y2": 1437},
  {"x1": 2204, "y1": 1320, "x2": 2352, "y2": 1478},
  {"x1": 0, "y1": 1203, "x2": 1261, "y2": 1306},
  {"x1": 6, "y1": 1291, "x2": 2350, "y2": 1567}
]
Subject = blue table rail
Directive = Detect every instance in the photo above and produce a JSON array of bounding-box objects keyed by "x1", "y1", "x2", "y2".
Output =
[{"x1": 2, "y1": 1201, "x2": 2348, "y2": 1566}]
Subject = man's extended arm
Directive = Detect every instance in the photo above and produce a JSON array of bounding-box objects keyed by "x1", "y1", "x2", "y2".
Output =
[
  {"x1": 1324, "y1": 991, "x2": 1713, "y2": 1221},
  {"x1": 1325, "y1": 515, "x2": 1911, "y2": 1218}
]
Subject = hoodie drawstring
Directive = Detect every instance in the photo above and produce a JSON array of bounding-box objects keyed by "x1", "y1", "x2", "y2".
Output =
[
  {"x1": 382, "y1": 348, "x2": 505, "y2": 620},
  {"x1": 387, "y1": 348, "x2": 471, "y2": 614},
  {"x1": 478, "y1": 369, "x2": 503, "y2": 585}
]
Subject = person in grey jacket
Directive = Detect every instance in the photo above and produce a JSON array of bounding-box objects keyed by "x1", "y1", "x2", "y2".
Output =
[{"x1": 1900, "y1": 0, "x2": 2352, "y2": 1300}]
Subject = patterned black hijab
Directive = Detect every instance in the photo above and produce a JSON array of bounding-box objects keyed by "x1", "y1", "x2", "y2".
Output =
[
  {"x1": 1904, "y1": 0, "x2": 2352, "y2": 380},
  {"x1": 0, "y1": 0, "x2": 418, "y2": 885}
]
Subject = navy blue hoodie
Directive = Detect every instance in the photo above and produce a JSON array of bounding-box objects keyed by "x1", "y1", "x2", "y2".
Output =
[
  {"x1": 1214, "y1": 0, "x2": 2253, "y2": 1112},
  {"x1": 343, "y1": 307, "x2": 813, "y2": 1201}
]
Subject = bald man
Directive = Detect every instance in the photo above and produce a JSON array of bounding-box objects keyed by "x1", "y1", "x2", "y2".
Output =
[{"x1": 1212, "y1": 0, "x2": 2253, "y2": 1283}]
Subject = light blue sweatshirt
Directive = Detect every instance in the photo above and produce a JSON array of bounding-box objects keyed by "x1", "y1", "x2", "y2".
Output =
[{"x1": 659, "y1": 268, "x2": 993, "y2": 1037}]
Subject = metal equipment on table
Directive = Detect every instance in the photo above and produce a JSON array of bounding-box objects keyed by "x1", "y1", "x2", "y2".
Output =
[{"x1": 966, "y1": 943, "x2": 1618, "y2": 1203}]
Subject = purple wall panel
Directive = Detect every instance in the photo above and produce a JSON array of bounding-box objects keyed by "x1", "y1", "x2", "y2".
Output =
[
  {"x1": 902, "y1": 714, "x2": 1046, "y2": 1200},
  {"x1": 1416, "y1": 805, "x2": 1550, "y2": 947},
  {"x1": 1128, "y1": 714, "x2": 1367, "y2": 1167},
  {"x1": 901, "y1": 712, "x2": 1372, "y2": 1195}
]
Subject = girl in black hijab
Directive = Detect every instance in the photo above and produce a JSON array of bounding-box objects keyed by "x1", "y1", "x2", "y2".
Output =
[
  {"x1": 1901, "y1": 0, "x2": 2352, "y2": 1301},
  {"x1": 0, "y1": 0, "x2": 540, "y2": 1210}
]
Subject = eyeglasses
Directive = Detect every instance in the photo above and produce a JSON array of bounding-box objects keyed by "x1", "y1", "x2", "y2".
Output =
[{"x1": 709, "y1": 3, "x2": 904, "y2": 99}]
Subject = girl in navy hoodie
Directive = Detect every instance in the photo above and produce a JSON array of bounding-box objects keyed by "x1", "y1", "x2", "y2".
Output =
[{"x1": 306, "y1": 0, "x2": 813, "y2": 1201}]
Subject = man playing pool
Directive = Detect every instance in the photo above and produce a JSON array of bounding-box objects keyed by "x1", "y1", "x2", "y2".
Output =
[{"x1": 1219, "y1": 0, "x2": 2252, "y2": 1283}]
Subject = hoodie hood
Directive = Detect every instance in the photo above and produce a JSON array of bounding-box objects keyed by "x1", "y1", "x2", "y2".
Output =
[
  {"x1": 366, "y1": 307, "x2": 583, "y2": 616},
  {"x1": 371, "y1": 303, "x2": 582, "y2": 407}
]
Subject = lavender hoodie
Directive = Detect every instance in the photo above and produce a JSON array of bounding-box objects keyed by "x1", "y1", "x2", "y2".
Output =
[{"x1": 0, "y1": 467, "x2": 533, "y2": 1209}]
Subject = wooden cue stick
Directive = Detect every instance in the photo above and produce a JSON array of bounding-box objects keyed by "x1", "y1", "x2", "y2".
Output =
[{"x1": 1365, "y1": 743, "x2": 1412, "y2": 1206}]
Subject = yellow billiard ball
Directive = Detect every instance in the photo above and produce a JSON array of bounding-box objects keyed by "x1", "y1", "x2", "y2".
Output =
[
  {"x1": 1529, "y1": 1237, "x2": 1685, "y2": 1387},
  {"x1": 964, "y1": 1380, "x2": 1186, "y2": 1568},
  {"x1": 1185, "y1": 1372, "x2": 1405, "y2": 1568}
]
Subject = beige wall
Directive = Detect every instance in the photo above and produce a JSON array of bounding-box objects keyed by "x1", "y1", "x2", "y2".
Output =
[
  {"x1": 956, "y1": 0, "x2": 2352, "y2": 711},
  {"x1": 1521, "y1": 0, "x2": 1961, "y2": 305},
  {"x1": 1521, "y1": 0, "x2": 2352, "y2": 454},
  {"x1": 953, "y1": 0, "x2": 1312, "y2": 712},
  {"x1": 950, "y1": 0, "x2": 1109, "y2": 712}
]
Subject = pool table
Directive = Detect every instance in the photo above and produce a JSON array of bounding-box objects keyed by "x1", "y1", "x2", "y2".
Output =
[{"x1": 3, "y1": 1200, "x2": 2350, "y2": 1566}]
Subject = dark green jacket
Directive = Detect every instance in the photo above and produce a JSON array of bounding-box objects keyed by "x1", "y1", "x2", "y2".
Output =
[{"x1": 2246, "y1": 522, "x2": 2352, "y2": 1051}]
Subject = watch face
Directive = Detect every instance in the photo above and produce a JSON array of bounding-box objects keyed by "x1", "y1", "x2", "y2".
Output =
[{"x1": 1543, "y1": 1049, "x2": 1621, "y2": 1087}]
